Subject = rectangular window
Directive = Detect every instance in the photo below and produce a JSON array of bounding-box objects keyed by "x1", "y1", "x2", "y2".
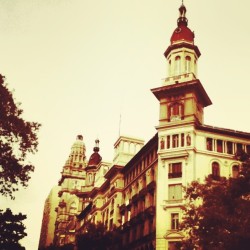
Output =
[
  {"x1": 109, "y1": 218, "x2": 113, "y2": 230},
  {"x1": 217, "y1": 139, "x2": 223, "y2": 153},
  {"x1": 247, "y1": 145, "x2": 250, "y2": 155},
  {"x1": 237, "y1": 143, "x2": 243, "y2": 153},
  {"x1": 227, "y1": 141, "x2": 233, "y2": 154},
  {"x1": 172, "y1": 134, "x2": 179, "y2": 148},
  {"x1": 168, "y1": 184, "x2": 182, "y2": 201},
  {"x1": 140, "y1": 198, "x2": 145, "y2": 212},
  {"x1": 167, "y1": 135, "x2": 171, "y2": 149},
  {"x1": 171, "y1": 213, "x2": 179, "y2": 230},
  {"x1": 181, "y1": 133, "x2": 185, "y2": 147},
  {"x1": 206, "y1": 138, "x2": 213, "y2": 151},
  {"x1": 168, "y1": 163, "x2": 182, "y2": 178}
]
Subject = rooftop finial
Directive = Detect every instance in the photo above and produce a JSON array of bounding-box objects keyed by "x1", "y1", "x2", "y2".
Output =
[
  {"x1": 94, "y1": 139, "x2": 100, "y2": 152},
  {"x1": 177, "y1": 1, "x2": 188, "y2": 27}
]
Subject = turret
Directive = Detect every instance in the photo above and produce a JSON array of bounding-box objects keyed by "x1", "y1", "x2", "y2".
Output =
[
  {"x1": 152, "y1": 3, "x2": 211, "y2": 127},
  {"x1": 164, "y1": 3, "x2": 200, "y2": 84},
  {"x1": 85, "y1": 139, "x2": 102, "y2": 186}
]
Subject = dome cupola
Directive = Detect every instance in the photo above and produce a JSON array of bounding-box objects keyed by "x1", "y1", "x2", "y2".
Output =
[
  {"x1": 163, "y1": 2, "x2": 201, "y2": 82},
  {"x1": 87, "y1": 139, "x2": 102, "y2": 167},
  {"x1": 170, "y1": 3, "x2": 194, "y2": 45}
]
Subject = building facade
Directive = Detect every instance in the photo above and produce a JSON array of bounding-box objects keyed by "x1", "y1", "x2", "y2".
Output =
[
  {"x1": 39, "y1": 3, "x2": 250, "y2": 250},
  {"x1": 39, "y1": 186, "x2": 60, "y2": 249}
]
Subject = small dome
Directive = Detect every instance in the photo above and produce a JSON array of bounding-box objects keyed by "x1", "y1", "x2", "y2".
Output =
[
  {"x1": 87, "y1": 139, "x2": 102, "y2": 167},
  {"x1": 170, "y1": 25, "x2": 194, "y2": 44},
  {"x1": 170, "y1": 3, "x2": 194, "y2": 44},
  {"x1": 88, "y1": 152, "x2": 102, "y2": 166}
]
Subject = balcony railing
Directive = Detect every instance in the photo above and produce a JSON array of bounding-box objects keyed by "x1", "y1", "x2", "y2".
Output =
[
  {"x1": 162, "y1": 199, "x2": 184, "y2": 209},
  {"x1": 163, "y1": 72, "x2": 196, "y2": 85}
]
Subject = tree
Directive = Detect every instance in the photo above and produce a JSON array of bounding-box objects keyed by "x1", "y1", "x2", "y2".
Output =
[
  {"x1": 0, "y1": 208, "x2": 26, "y2": 250},
  {"x1": 0, "y1": 74, "x2": 40, "y2": 248},
  {"x1": 179, "y1": 152, "x2": 250, "y2": 250},
  {"x1": 39, "y1": 243, "x2": 74, "y2": 250},
  {"x1": 0, "y1": 74, "x2": 40, "y2": 198},
  {"x1": 76, "y1": 223, "x2": 121, "y2": 250}
]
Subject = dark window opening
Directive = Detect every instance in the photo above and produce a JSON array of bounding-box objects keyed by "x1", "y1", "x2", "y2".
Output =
[{"x1": 169, "y1": 163, "x2": 182, "y2": 178}]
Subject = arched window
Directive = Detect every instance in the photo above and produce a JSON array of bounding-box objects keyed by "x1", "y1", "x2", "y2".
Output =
[
  {"x1": 175, "y1": 56, "x2": 181, "y2": 75},
  {"x1": 169, "y1": 60, "x2": 172, "y2": 75},
  {"x1": 232, "y1": 165, "x2": 239, "y2": 178},
  {"x1": 160, "y1": 138, "x2": 165, "y2": 150},
  {"x1": 124, "y1": 141, "x2": 129, "y2": 152},
  {"x1": 69, "y1": 202, "x2": 77, "y2": 214},
  {"x1": 212, "y1": 162, "x2": 220, "y2": 180},
  {"x1": 168, "y1": 102, "x2": 184, "y2": 121},
  {"x1": 185, "y1": 56, "x2": 191, "y2": 73},
  {"x1": 88, "y1": 173, "x2": 93, "y2": 184}
]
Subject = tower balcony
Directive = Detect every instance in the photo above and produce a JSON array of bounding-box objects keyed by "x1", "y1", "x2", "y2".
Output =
[{"x1": 163, "y1": 72, "x2": 196, "y2": 85}]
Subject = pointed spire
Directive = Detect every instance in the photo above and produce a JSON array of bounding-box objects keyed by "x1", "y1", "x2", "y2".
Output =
[{"x1": 177, "y1": 2, "x2": 188, "y2": 27}]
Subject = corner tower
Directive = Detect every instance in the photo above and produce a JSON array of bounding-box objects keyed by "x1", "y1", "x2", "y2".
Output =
[
  {"x1": 152, "y1": 3, "x2": 211, "y2": 128},
  {"x1": 153, "y1": 3, "x2": 212, "y2": 249}
]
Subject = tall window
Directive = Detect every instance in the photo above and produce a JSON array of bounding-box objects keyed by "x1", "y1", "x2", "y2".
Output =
[
  {"x1": 168, "y1": 184, "x2": 182, "y2": 202},
  {"x1": 185, "y1": 56, "x2": 191, "y2": 73},
  {"x1": 227, "y1": 141, "x2": 233, "y2": 154},
  {"x1": 212, "y1": 162, "x2": 220, "y2": 180},
  {"x1": 69, "y1": 202, "x2": 77, "y2": 215},
  {"x1": 169, "y1": 60, "x2": 172, "y2": 75},
  {"x1": 181, "y1": 133, "x2": 185, "y2": 147},
  {"x1": 236, "y1": 143, "x2": 243, "y2": 153},
  {"x1": 167, "y1": 135, "x2": 171, "y2": 149},
  {"x1": 175, "y1": 56, "x2": 181, "y2": 75},
  {"x1": 171, "y1": 213, "x2": 179, "y2": 230},
  {"x1": 160, "y1": 138, "x2": 165, "y2": 149},
  {"x1": 111, "y1": 199, "x2": 115, "y2": 211},
  {"x1": 88, "y1": 173, "x2": 93, "y2": 185},
  {"x1": 217, "y1": 140, "x2": 223, "y2": 153},
  {"x1": 206, "y1": 138, "x2": 213, "y2": 151},
  {"x1": 247, "y1": 145, "x2": 250, "y2": 154},
  {"x1": 169, "y1": 163, "x2": 182, "y2": 178},
  {"x1": 232, "y1": 165, "x2": 239, "y2": 178},
  {"x1": 169, "y1": 103, "x2": 183, "y2": 121},
  {"x1": 109, "y1": 218, "x2": 113, "y2": 230}
]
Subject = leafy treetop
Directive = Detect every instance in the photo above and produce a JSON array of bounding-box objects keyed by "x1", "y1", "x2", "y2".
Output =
[{"x1": 0, "y1": 74, "x2": 41, "y2": 198}]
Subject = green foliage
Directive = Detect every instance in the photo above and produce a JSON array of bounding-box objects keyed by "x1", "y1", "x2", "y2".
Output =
[
  {"x1": 0, "y1": 74, "x2": 40, "y2": 247},
  {"x1": 0, "y1": 74, "x2": 41, "y2": 199},
  {"x1": 179, "y1": 152, "x2": 250, "y2": 250},
  {"x1": 76, "y1": 222, "x2": 121, "y2": 250},
  {"x1": 0, "y1": 208, "x2": 26, "y2": 250},
  {"x1": 39, "y1": 243, "x2": 74, "y2": 250}
]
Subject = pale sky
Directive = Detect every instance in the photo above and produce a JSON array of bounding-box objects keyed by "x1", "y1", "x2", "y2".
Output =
[{"x1": 0, "y1": 0, "x2": 250, "y2": 249}]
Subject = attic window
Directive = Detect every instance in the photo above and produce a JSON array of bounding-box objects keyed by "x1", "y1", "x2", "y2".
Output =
[
  {"x1": 185, "y1": 56, "x2": 191, "y2": 73},
  {"x1": 175, "y1": 56, "x2": 181, "y2": 75}
]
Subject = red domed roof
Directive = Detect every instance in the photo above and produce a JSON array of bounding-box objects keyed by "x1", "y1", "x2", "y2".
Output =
[
  {"x1": 170, "y1": 25, "x2": 194, "y2": 44},
  {"x1": 88, "y1": 151, "x2": 102, "y2": 166},
  {"x1": 170, "y1": 4, "x2": 194, "y2": 44},
  {"x1": 87, "y1": 139, "x2": 102, "y2": 167}
]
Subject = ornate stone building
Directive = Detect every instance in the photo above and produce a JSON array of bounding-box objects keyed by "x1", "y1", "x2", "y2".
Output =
[
  {"x1": 39, "y1": 186, "x2": 60, "y2": 249},
  {"x1": 39, "y1": 3, "x2": 250, "y2": 250}
]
